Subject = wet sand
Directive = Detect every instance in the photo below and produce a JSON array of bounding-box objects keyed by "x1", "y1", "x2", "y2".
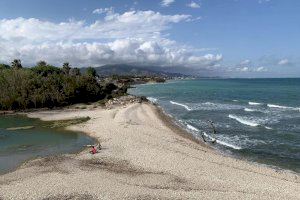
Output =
[{"x1": 0, "y1": 102, "x2": 299, "y2": 200}]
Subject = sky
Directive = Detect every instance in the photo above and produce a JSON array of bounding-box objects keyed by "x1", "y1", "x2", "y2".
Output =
[{"x1": 0, "y1": 0, "x2": 299, "y2": 77}]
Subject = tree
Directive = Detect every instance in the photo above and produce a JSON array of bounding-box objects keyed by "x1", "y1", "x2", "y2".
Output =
[
  {"x1": 85, "y1": 67, "x2": 97, "y2": 77},
  {"x1": 0, "y1": 64, "x2": 10, "y2": 70},
  {"x1": 31, "y1": 65, "x2": 62, "y2": 76},
  {"x1": 62, "y1": 62, "x2": 71, "y2": 75},
  {"x1": 11, "y1": 59, "x2": 22, "y2": 70},
  {"x1": 70, "y1": 68, "x2": 81, "y2": 76},
  {"x1": 36, "y1": 61, "x2": 47, "y2": 67}
]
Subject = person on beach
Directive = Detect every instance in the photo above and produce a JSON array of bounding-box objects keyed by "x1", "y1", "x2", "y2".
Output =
[
  {"x1": 208, "y1": 120, "x2": 217, "y2": 144},
  {"x1": 90, "y1": 146, "x2": 97, "y2": 154}
]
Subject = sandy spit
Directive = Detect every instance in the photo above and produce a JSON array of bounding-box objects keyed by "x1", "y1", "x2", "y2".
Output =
[{"x1": 0, "y1": 102, "x2": 299, "y2": 200}]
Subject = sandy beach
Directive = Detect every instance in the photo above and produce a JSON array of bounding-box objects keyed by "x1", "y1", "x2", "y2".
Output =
[{"x1": 0, "y1": 101, "x2": 299, "y2": 200}]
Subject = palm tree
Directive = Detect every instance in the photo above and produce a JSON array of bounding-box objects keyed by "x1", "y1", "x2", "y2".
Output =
[
  {"x1": 37, "y1": 61, "x2": 47, "y2": 67},
  {"x1": 62, "y1": 62, "x2": 71, "y2": 75},
  {"x1": 85, "y1": 67, "x2": 97, "y2": 77},
  {"x1": 11, "y1": 59, "x2": 22, "y2": 70}
]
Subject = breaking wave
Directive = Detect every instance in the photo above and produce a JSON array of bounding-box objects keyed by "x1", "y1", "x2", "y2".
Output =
[
  {"x1": 229, "y1": 114, "x2": 260, "y2": 127},
  {"x1": 170, "y1": 101, "x2": 192, "y2": 111},
  {"x1": 244, "y1": 108, "x2": 255, "y2": 112},
  {"x1": 228, "y1": 115, "x2": 272, "y2": 129},
  {"x1": 267, "y1": 104, "x2": 300, "y2": 111},
  {"x1": 147, "y1": 97, "x2": 158, "y2": 103},
  {"x1": 248, "y1": 102, "x2": 262, "y2": 106},
  {"x1": 185, "y1": 123, "x2": 242, "y2": 150},
  {"x1": 203, "y1": 132, "x2": 242, "y2": 150},
  {"x1": 186, "y1": 124, "x2": 199, "y2": 132}
]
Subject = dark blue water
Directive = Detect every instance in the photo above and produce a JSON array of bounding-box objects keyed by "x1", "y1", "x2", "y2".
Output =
[
  {"x1": 129, "y1": 79, "x2": 300, "y2": 173},
  {"x1": 0, "y1": 115, "x2": 94, "y2": 174}
]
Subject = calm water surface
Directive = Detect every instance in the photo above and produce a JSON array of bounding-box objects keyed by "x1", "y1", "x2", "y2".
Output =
[{"x1": 0, "y1": 115, "x2": 94, "y2": 174}]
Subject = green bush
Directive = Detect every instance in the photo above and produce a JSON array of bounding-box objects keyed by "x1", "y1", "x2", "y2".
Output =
[{"x1": 0, "y1": 64, "x2": 118, "y2": 110}]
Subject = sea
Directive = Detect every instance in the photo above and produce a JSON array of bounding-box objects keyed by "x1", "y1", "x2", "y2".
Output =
[
  {"x1": 129, "y1": 78, "x2": 300, "y2": 173},
  {"x1": 0, "y1": 115, "x2": 94, "y2": 174}
]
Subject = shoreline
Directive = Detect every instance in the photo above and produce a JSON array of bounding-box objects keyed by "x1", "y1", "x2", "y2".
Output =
[
  {"x1": 0, "y1": 101, "x2": 299, "y2": 199},
  {"x1": 152, "y1": 102, "x2": 300, "y2": 176}
]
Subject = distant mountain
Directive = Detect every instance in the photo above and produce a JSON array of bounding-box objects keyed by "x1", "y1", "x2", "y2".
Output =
[{"x1": 82, "y1": 64, "x2": 189, "y2": 77}]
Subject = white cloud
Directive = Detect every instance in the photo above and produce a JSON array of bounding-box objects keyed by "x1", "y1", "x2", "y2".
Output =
[
  {"x1": 161, "y1": 0, "x2": 175, "y2": 7},
  {"x1": 0, "y1": 11, "x2": 191, "y2": 41},
  {"x1": 0, "y1": 10, "x2": 222, "y2": 68},
  {"x1": 258, "y1": 0, "x2": 271, "y2": 4},
  {"x1": 234, "y1": 66, "x2": 267, "y2": 72},
  {"x1": 255, "y1": 67, "x2": 267, "y2": 72},
  {"x1": 278, "y1": 59, "x2": 289, "y2": 65},
  {"x1": 240, "y1": 59, "x2": 251, "y2": 66},
  {"x1": 93, "y1": 7, "x2": 114, "y2": 15},
  {"x1": 187, "y1": 1, "x2": 201, "y2": 8}
]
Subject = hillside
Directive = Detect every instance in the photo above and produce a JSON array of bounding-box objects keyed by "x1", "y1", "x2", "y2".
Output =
[{"x1": 82, "y1": 64, "x2": 188, "y2": 78}]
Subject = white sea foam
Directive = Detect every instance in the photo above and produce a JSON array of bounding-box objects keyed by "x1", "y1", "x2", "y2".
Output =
[
  {"x1": 267, "y1": 104, "x2": 299, "y2": 111},
  {"x1": 244, "y1": 108, "x2": 255, "y2": 112},
  {"x1": 248, "y1": 102, "x2": 262, "y2": 106},
  {"x1": 265, "y1": 126, "x2": 272, "y2": 130},
  {"x1": 203, "y1": 132, "x2": 242, "y2": 150},
  {"x1": 232, "y1": 100, "x2": 239, "y2": 102},
  {"x1": 192, "y1": 102, "x2": 243, "y2": 111},
  {"x1": 186, "y1": 123, "x2": 242, "y2": 150},
  {"x1": 186, "y1": 124, "x2": 199, "y2": 132},
  {"x1": 228, "y1": 114, "x2": 260, "y2": 127},
  {"x1": 216, "y1": 140, "x2": 242, "y2": 150},
  {"x1": 170, "y1": 101, "x2": 192, "y2": 111},
  {"x1": 228, "y1": 114, "x2": 273, "y2": 129},
  {"x1": 147, "y1": 97, "x2": 158, "y2": 103}
]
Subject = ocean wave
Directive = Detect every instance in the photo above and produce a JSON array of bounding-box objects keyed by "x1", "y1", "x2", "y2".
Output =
[
  {"x1": 244, "y1": 108, "x2": 256, "y2": 112},
  {"x1": 185, "y1": 123, "x2": 242, "y2": 150},
  {"x1": 191, "y1": 102, "x2": 244, "y2": 111},
  {"x1": 229, "y1": 114, "x2": 260, "y2": 127},
  {"x1": 203, "y1": 132, "x2": 242, "y2": 150},
  {"x1": 170, "y1": 101, "x2": 192, "y2": 111},
  {"x1": 228, "y1": 114, "x2": 272, "y2": 129},
  {"x1": 147, "y1": 97, "x2": 158, "y2": 103},
  {"x1": 186, "y1": 124, "x2": 199, "y2": 132},
  {"x1": 267, "y1": 104, "x2": 299, "y2": 111},
  {"x1": 248, "y1": 101, "x2": 262, "y2": 106},
  {"x1": 216, "y1": 139, "x2": 242, "y2": 150}
]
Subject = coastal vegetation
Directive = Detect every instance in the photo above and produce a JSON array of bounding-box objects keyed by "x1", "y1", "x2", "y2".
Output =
[{"x1": 0, "y1": 60, "x2": 125, "y2": 110}]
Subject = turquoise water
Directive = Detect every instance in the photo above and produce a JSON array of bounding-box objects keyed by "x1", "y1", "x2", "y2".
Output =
[
  {"x1": 0, "y1": 115, "x2": 94, "y2": 174},
  {"x1": 129, "y1": 79, "x2": 300, "y2": 173}
]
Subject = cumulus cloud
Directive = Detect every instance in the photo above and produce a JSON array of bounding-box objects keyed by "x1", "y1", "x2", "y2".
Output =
[
  {"x1": 93, "y1": 7, "x2": 114, "y2": 15},
  {"x1": 278, "y1": 59, "x2": 289, "y2": 66},
  {"x1": 187, "y1": 1, "x2": 201, "y2": 8},
  {"x1": 0, "y1": 10, "x2": 222, "y2": 68},
  {"x1": 0, "y1": 11, "x2": 191, "y2": 41},
  {"x1": 161, "y1": 0, "x2": 175, "y2": 7}
]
